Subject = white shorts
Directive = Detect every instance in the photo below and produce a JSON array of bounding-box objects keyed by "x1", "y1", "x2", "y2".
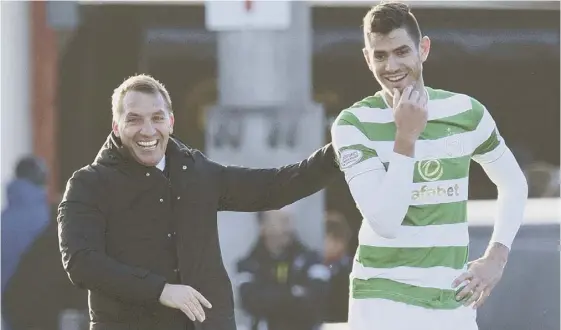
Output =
[{"x1": 348, "y1": 298, "x2": 478, "y2": 330}]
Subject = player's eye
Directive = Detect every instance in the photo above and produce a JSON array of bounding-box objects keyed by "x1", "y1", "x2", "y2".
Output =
[
  {"x1": 374, "y1": 53, "x2": 387, "y2": 61},
  {"x1": 396, "y1": 48, "x2": 410, "y2": 56},
  {"x1": 126, "y1": 117, "x2": 141, "y2": 124}
]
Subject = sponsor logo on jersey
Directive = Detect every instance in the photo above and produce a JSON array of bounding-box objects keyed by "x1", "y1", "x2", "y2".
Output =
[
  {"x1": 412, "y1": 183, "x2": 460, "y2": 201},
  {"x1": 417, "y1": 159, "x2": 444, "y2": 182}
]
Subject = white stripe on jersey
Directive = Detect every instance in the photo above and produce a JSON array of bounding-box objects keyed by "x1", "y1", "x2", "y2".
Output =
[
  {"x1": 349, "y1": 94, "x2": 473, "y2": 124},
  {"x1": 351, "y1": 262, "x2": 467, "y2": 291},
  {"x1": 358, "y1": 222, "x2": 469, "y2": 248}
]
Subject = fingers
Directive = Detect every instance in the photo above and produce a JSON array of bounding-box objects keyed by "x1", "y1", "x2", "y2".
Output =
[
  {"x1": 193, "y1": 290, "x2": 213, "y2": 309},
  {"x1": 455, "y1": 276, "x2": 479, "y2": 302},
  {"x1": 392, "y1": 88, "x2": 401, "y2": 108},
  {"x1": 410, "y1": 90, "x2": 420, "y2": 104},
  {"x1": 179, "y1": 303, "x2": 196, "y2": 322},
  {"x1": 452, "y1": 272, "x2": 473, "y2": 288},
  {"x1": 401, "y1": 86, "x2": 413, "y2": 101},
  {"x1": 418, "y1": 89, "x2": 428, "y2": 108},
  {"x1": 473, "y1": 289, "x2": 491, "y2": 309},
  {"x1": 186, "y1": 297, "x2": 206, "y2": 322},
  {"x1": 463, "y1": 282, "x2": 485, "y2": 307}
]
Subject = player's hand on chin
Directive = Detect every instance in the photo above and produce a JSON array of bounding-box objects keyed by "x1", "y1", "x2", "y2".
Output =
[{"x1": 452, "y1": 244, "x2": 509, "y2": 309}]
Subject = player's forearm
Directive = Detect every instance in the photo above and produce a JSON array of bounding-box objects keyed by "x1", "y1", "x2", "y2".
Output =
[
  {"x1": 349, "y1": 152, "x2": 415, "y2": 238},
  {"x1": 480, "y1": 147, "x2": 528, "y2": 249}
]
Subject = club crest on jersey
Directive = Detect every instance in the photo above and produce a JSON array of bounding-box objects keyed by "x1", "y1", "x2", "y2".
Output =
[
  {"x1": 417, "y1": 159, "x2": 443, "y2": 182},
  {"x1": 339, "y1": 149, "x2": 363, "y2": 169},
  {"x1": 444, "y1": 128, "x2": 466, "y2": 156}
]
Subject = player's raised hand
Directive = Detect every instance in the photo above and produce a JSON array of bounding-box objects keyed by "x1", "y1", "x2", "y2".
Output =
[
  {"x1": 159, "y1": 284, "x2": 212, "y2": 322},
  {"x1": 392, "y1": 86, "x2": 428, "y2": 141}
]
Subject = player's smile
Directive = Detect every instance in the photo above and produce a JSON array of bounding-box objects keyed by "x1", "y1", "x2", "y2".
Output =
[{"x1": 384, "y1": 73, "x2": 408, "y2": 83}]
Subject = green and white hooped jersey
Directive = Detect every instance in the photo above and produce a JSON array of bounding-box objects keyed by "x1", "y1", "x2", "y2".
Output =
[{"x1": 332, "y1": 87, "x2": 506, "y2": 310}]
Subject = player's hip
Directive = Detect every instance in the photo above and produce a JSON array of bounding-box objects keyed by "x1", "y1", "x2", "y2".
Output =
[{"x1": 348, "y1": 297, "x2": 477, "y2": 330}]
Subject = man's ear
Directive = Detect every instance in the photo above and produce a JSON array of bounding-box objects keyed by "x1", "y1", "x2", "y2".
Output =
[
  {"x1": 362, "y1": 47, "x2": 371, "y2": 68},
  {"x1": 420, "y1": 36, "x2": 431, "y2": 62},
  {"x1": 112, "y1": 120, "x2": 120, "y2": 137}
]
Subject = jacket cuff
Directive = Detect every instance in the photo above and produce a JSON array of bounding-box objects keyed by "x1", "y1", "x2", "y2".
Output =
[{"x1": 132, "y1": 267, "x2": 167, "y2": 303}]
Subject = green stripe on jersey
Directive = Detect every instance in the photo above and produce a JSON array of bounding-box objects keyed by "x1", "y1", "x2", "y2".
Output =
[
  {"x1": 352, "y1": 278, "x2": 463, "y2": 310},
  {"x1": 427, "y1": 88, "x2": 457, "y2": 101},
  {"x1": 357, "y1": 245, "x2": 468, "y2": 269},
  {"x1": 338, "y1": 144, "x2": 378, "y2": 157},
  {"x1": 413, "y1": 156, "x2": 471, "y2": 183},
  {"x1": 350, "y1": 94, "x2": 387, "y2": 109},
  {"x1": 473, "y1": 129, "x2": 500, "y2": 155},
  {"x1": 403, "y1": 201, "x2": 467, "y2": 226}
]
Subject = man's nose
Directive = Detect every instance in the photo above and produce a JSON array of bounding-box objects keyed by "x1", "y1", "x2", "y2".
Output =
[
  {"x1": 385, "y1": 55, "x2": 399, "y2": 72},
  {"x1": 140, "y1": 121, "x2": 156, "y2": 135}
]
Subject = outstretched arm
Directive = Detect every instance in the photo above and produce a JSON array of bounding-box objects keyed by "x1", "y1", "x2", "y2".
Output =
[{"x1": 216, "y1": 144, "x2": 340, "y2": 212}]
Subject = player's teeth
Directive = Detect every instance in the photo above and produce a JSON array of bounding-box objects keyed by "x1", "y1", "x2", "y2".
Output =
[
  {"x1": 137, "y1": 140, "x2": 157, "y2": 147},
  {"x1": 387, "y1": 74, "x2": 406, "y2": 82}
]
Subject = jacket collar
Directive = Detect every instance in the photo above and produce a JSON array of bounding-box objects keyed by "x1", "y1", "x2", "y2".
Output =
[{"x1": 94, "y1": 132, "x2": 194, "y2": 170}]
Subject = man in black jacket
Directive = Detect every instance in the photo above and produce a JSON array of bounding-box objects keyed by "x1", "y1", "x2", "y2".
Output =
[{"x1": 57, "y1": 74, "x2": 340, "y2": 330}]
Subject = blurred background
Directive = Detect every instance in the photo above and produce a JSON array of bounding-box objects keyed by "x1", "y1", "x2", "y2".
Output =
[{"x1": 0, "y1": 1, "x2": 559, "y2": 330}]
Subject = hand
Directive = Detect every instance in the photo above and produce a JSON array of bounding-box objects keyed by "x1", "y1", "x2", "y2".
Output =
[
  {"x1": 392, "y1": 86, "x2": 428, "y2": 141},
  {"x1": 159, "y1": 284, "x2": 212, "y2": 322},
  {"x1": 452, "y1": 256, "x2": 506, "y2": 309}
]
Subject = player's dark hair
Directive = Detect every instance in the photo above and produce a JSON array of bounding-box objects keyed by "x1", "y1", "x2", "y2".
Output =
[{"x1": 363, "y1": 1, "x2": 422, "y2": 45}]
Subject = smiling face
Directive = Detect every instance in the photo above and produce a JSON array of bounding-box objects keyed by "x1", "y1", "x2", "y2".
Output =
[
  {"x1": 361, "y1": 2, "x2": 430, "y2": 100},
  {"x1": 363, "y1": 28, "x2": 430, "y2": 97},
  {"x1": 112, "y1": 90, "x2": 174, "y2": 167}
]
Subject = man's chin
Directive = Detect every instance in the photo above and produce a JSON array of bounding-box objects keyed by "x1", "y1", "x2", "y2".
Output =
[{"x1": 132, "y1": 151, "x2": 163, "y2": 167}]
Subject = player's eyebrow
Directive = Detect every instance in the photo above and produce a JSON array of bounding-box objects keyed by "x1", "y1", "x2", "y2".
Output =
[{"x1": 393, "y1": 45, "x2": 411, "y2": 52}]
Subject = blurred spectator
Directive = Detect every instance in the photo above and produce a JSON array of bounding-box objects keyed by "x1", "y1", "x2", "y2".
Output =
[
  {"x1": 2, "y1": 204, "x2": 88, "y2": 330},
  {"x1": 523, "y1": 161, "x2": 560, "y2": 198},
  {"x1": 1, "y1": 156, "x2": 50, "y2": 328},
  {"x1": 323, "y1": 211, "x2": 352, "y2": 323},
  {"x1": 237, "y1": 209, "x2": 330, "y2": 330}
]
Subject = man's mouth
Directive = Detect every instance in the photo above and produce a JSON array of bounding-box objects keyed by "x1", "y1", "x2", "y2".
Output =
[
  {"x1": 136, "y1": 140, "x2": 158, "y2": 151},
  {"x1": 385, "y1": 73, "x2": 407, "y2": 82}
]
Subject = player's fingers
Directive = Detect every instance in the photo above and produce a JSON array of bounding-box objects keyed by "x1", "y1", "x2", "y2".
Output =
[
  {"x1": 464, "y1": 283, "x2": 484, "y2": 307},
  {"x1": 456, "y1": 278, "x2": 479, "y2": 301},
  {"x1": 193, "y1": 290, "x2": 213, "y2": 309},
  {"x1": 410, "y1": 91, "x2": 420, "y2": 103},
  {"x1": 401, "y1": 86, "x2": 413, "y2": 101},
  {"x1": 452, "y1": 272, "x2": 473, "y2": 288},
  {"x1": 418, "y1": 90, "x2": 428, "y2": 108},
  {"x1": 473, "y1": 289, "x2": 491, "y2": 309},
  {"x1": 392, "y1": 88, "x2": 401, "y2": 109}
]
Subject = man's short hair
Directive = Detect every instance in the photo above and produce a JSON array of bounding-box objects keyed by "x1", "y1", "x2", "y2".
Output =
[
  {"x1": 363, "y1": 1, "x2": 422, "y2": 45},
  {"x1": 111, "y1": 74, "x2": 173, "y2": 120},
  {"x1": 325, "y1": 211, "x2": 352, "y2": 244}
]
